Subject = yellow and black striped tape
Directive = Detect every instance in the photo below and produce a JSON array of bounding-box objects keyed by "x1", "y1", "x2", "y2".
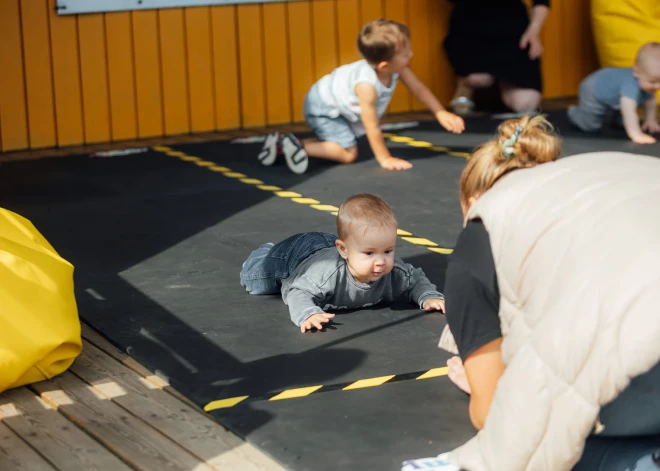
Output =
[
  {"x1": 203, "y1": 366, "x2": 449, "y2": 411},
  {"x1": 381, "y1": 132, "x2": 471, "y2": 159},
  {"x1": 152, "y1": 132, "x2": 463, "y2": 255}
]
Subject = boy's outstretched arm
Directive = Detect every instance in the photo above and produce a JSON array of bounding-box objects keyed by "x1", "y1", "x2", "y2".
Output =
[
  {"x1": 355, "y1": 82, "x2": 412, "y2": 170},
  {"x1": 642, "y1": 94, "x2": 660, "y2": 134},
  {"x1": 286, "y1": 287, "x2": 335, "y2": 333},
  {"x1": 621, "y1": 96, "x2": 656, "y2": 144},
  {"x1": 393, "y1": 261, "x2": 445, "y2": 312},
  {"x1": 399, "y1": 68, "x2": 465, "y2": 134}
]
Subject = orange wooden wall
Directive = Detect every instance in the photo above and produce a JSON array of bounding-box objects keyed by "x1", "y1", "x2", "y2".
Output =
[{"x1": 0, "y1": 0, "x2": 598, "y2": 152}]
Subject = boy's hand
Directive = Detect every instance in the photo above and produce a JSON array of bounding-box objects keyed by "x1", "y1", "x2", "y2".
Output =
[
  {"x1": 378, "y1": 156, "x2": 413, "y2": 171},
  {"x1": 436, "y1": 111, "x2": 465, "y2": 134},
  {"x1": 630, "y1": 132, "x2": 657, "y2": 144},
  {"x1": 642, "y1": 120, "x2": 660, "y2": 134},
  {"x1": 301, "y1": 313, "x2": 335, "y2": 333},
  {"x1": 422, "y1": 298, "x2": 445, "y2": 313}
]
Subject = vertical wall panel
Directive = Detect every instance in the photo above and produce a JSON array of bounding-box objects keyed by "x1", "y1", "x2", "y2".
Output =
[
  {"x1": 539, "y1": 0, "x2": 563, "y2": 98},
  {"x1": 237, "y1": 4, "x2": 266, "y2": 127},
  {"x1": 0, "y1": 0, "x2": 601, "y2": 151},
  {"x1": 48, "y1": 0, "x2": 84, "y2": 146},
  {"x1": 312, "y1": 0, "x2": 339, "y2": 80},
  {"x1": 337, "y1": 0, "x2": 361, "y2": 65},
  {"x1": 159, "y1": 8, "x2": 190, "y2": 135},
  {"x1": 384, "y1": 0, "x2": 412, "y2": 112},
  {"x1": 407, "y1": 0, "x2": 432, "y2": 111},
  {"x1": 105, "y1": 11, "x2": 138, "y2": 141},
  {"x1": 0, "y1": 0, "x2": 29, "y2": 151},
  {"x1": 78, "y1": 13, "x2": 111, "y2": 143},
  {"x1": 360, "y1": 0, "x2": 384, "y2": 23},
  {"x1": 185, "y1": 7, "x2": 215, "y2": 133},
  {"x1": 20, "y1": 0, "x2": 57, "y2": 148},
  {"x1": 427, "y1": 0, "x2": 453, "y2": 106},
  {"x1": 287, "y1": 1, "x2": 315, "y2": 122},
  {"x1": 211, "y1": 5, "x2": 241, "y2": 129},
  {"x1": 263, "y1": 3, "x2": 292, "y2": 125},
  {"x1": 132, "y1": 10, "x2": 164, "y2": 138}
]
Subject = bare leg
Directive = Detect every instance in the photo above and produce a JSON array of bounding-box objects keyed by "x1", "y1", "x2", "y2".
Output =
[
  {"x1": 451, "y1": 74, "x2": 496, "y2": 114},
  {"x1": 500, "y1": 83, "x2": 542, "y2": 112},
  {"x1": 302, "y1": 139, "x2": 358, "y2": 164},
  {"x1": 447, "y1": 356, "x2": 472, "y2": 394}
]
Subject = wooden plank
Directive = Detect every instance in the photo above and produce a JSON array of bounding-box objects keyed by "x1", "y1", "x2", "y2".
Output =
[
  {"x1": 427, "y1": 0, "x2": 453, "y2": 105},
  {"x1": 263, "y1": 2, "x2": 292, "y2": 125},
  {"x1": 539, "y1": 0, "x2": 562, "y2": 98},
  {"x1": 105, "y1": 11, "x2": 138, "y2": 141},
  {"x1": 360, "y1": 0, "x2": 383, "y2": 23},
  {"x1": 78, "y1": 13, "x2": 111, "y2": 144},
  {"x1": 132, "y1": 10, "x2": 164, "y2": 138},
  {"x1": 384, "y1": 0, "x2": 412, "y2": 112},
  {"x1": 159, "y1": 8, "x2": 190, "y2": 135},
  {"x1": 20, "y1": 0, "x2": 56, "y2": 149},
  {"x1": 236, "y1": 4, "x2": 266, "y2": 127},
  {"x1": 0, "y1": 0, "x2": 29, "y2": 151},
  {"x1": 47, "y1": 0, "x2": 84, "y2": 147},
  {"x1": 32, "y1": 372, "x2": 216, "y2": 471},
  {"x1": 72, "y1": 341, "x2": 287, "y2": 471},
  {"x1": 407, "y1": 0, "x2": 432, "y2": 111},
  {"x1": 312, "y1": 0, "x2": 339, "y2": 79},
  {"x1": 336, "y1": 0, "x2": 361, "y2": 65},
  {"x1": 0, "y1": 388, "x2": 133, "y2": 471},
  {"x1": 0, "y1": 421, "x2": 57, "y2": 471},
  {"x1": 185, "y1": 6, "x2": 215, "y2": 133},
  {"x1": 287, "y1": 1, "x2": 315, "y2": 122},
  {"x1": 211, "y1": 5, "x2": 241, "y2": 129},
  {"x1": 80, "y1": 324, "x2": 198, "y2": 410}
]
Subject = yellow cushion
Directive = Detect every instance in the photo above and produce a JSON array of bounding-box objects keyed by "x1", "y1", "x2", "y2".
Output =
[
  {"x1": 0, "y1": 208, "x2": 81, "y2": 393},
  {"x1": 591, "y1": 0, "x2": 660, "y2": 99}
]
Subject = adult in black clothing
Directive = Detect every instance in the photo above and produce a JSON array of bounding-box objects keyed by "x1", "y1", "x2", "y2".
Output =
[{"x1": 444, "y1": 0, "x2": 550, "y2": 115}]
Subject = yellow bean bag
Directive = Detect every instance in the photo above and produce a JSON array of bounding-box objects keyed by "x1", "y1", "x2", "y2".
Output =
[
  {"x1": 592, "y1": 0, "x2": 660, "y2": 98},
  {"x1": 0, "y1": 208, "x2": 81, "y2": 393}
]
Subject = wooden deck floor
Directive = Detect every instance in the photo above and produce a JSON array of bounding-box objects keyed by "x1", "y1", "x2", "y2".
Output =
[{"x1": 0, "y1": 325, "x2": 285, "y2": 471}]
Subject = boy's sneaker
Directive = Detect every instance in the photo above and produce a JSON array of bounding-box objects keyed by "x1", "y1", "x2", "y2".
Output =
[
  {"x1": 281, "y1": 133, "x2": 308, "y2": 175},
  {"x1": 258, "y1": 131, "x2": 280, "y2": 166}
]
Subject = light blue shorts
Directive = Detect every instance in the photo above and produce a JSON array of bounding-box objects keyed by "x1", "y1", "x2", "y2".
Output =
[{"x1": 303, "y1": 85, "x2": 358, "y2": 149}]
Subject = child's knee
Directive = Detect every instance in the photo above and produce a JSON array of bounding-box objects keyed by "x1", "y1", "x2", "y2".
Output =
[
  {"x1": 340, "y1": 146, "x2": 358, "y2": 164},
  {"x1": 503, "y1": 89, "x2": 541, "y2": 112}
]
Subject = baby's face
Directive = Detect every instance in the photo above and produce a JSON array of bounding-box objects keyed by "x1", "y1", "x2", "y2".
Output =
[
  {"x1": 636, "y1": 62, "x2": 660, "y2": 94},
  {"x1": 386, "y1": 43, "x2": 413, "y2": 74},
  {"x1": 341, "y1": 224, "x2": 397, "y2": 283}
]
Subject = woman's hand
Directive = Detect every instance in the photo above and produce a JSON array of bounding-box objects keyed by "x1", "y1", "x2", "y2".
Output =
[{"x1": 520, "y1": 26, "x2": 543, "y2": 60}]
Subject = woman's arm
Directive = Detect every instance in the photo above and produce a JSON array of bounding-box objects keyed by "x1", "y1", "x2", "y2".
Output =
[
  {"x1": 520, "y1": 4, "x2": 549, "y2": 59},
  {"x1": 463, "y1": 337, "x2": 506, "y2": 430}
]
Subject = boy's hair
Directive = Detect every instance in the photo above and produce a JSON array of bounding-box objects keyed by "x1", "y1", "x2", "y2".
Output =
[
  {"x1": 460, "y1": 115, "x2": 561, "y2": 210},
  {"x1": 636, "y1": 42, "x2": 660, "y2": 70},
  {"x1": 357, "y1": 18, "x2": 410, "y2": 65},
  {"x1": 337, "y1": 194, "x2": 398, "y2": 240}
]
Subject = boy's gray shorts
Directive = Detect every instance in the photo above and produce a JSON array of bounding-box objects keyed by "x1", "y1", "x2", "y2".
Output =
[
  {"x1": 567, "y1": 72, "x2": 609, "y2": 132},
  {"x1": 303, "y1": 85, "x2": 358, "y2": 149}
]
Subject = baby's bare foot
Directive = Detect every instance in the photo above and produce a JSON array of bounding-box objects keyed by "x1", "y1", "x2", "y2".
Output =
[{"x1": 447, "y1": 356, "x2": 471, "y2": 394}]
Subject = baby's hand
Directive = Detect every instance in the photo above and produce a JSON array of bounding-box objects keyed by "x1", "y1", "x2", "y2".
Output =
[
  {"x1": 642, "y1": 120, "x2": 660, "y2": 134},
  {"x1": 436, "y1": 110, "x2": 465, "y2": 134},
  {"x1": 422, "y1": 298, "x2": 445, "y2": 313},
  {"x1": 301, "y1": 313, "x2": 335, "y2": 333},
  {"x1": 631, "y1": 132, "x2": 657, "y2": 144},
  {"x1": 379, "y1": 156, "x2": 413, "y2": 171}
]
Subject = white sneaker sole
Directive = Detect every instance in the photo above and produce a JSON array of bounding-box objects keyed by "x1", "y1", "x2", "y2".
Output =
[{"x1": 258, "y1": 132, "x2": 279, "y2": 166}]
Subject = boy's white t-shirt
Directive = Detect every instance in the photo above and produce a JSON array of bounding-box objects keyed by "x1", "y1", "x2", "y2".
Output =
[{"x1": 315, "y1": 59, "x2": 398, "y2": 124}]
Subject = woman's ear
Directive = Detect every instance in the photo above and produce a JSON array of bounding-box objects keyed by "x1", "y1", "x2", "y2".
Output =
[{"x1": 335, "y1": 239, "x2": 349, "y2": 259}]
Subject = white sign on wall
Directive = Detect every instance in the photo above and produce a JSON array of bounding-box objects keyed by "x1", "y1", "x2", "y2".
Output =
[{"x1": 56, "y1": 0, "x2": 285, "y2": 15}]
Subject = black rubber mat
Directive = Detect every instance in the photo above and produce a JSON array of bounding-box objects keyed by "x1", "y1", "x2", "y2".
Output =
[{"x1": 0, "y1": 109, "x2": 658, "y2": 470}]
